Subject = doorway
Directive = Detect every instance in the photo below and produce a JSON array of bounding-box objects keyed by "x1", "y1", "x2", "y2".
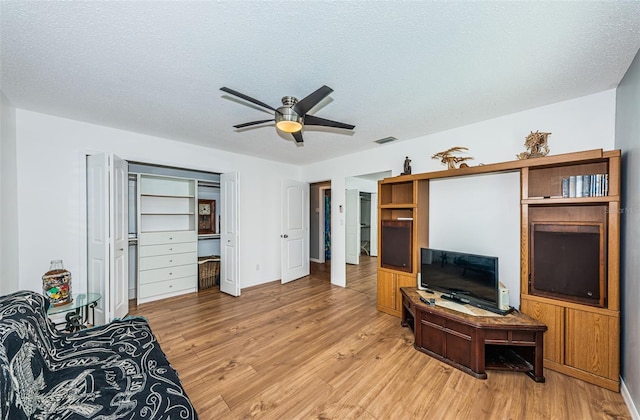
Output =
[
  {"x1": 344, "y1": 170, "x2": 391, "y2": 294},
  {"x1": 310, "y1": 181, "x2": 331, "y2": 279}
]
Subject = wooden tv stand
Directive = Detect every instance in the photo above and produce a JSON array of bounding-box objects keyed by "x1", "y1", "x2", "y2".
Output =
[{"x1": 400, "y1": 288, "x2": 547, "y2": 382}]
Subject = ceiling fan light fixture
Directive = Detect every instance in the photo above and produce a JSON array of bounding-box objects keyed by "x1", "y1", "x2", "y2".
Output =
[{"x1": 275, "y1": 106, "x2": 303, "y2": 133}]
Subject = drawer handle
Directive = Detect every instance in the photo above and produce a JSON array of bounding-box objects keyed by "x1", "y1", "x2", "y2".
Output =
[
  {"x1": 169, "y1": 272, "x2": 173, "y2": 276},
  {"x1": 169, "y1": 248, "x2": 173, "y2": 251},
  {"x1": 169, "y1": 237, "x2": 173, "y2": 240},
  {"x1": 169, "y1": 259, "x2": 173, "y2": 263},
  {"x1": 169, "y1": 285, "x2": 173, "y2": 288}
]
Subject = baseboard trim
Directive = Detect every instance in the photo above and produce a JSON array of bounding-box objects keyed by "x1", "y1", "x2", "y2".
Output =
[
  {"x1": 310, "y1": 258, "x2": 323, "y2": 263},
  {"x1": 622, "y1": 377, "x2": 640, "y2": 420}
]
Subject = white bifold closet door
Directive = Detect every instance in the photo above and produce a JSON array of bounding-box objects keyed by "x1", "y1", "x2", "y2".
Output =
[{"x1": 87, "y1": 153, "x2": 129, "y2": 325}]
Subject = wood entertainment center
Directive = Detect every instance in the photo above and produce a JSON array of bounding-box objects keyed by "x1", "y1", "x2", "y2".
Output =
[
  {"x1": 401, "y1": 288, "x2": 547, "y2": 381},
  {"x1": 378, "y1": 149, "x2": 621, "y2": 391}
]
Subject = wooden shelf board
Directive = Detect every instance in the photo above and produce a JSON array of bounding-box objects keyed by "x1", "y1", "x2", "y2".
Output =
[
  {"x1": 523, "y1": 196, "x2": 619, "y2": 205},
  {"x1": 380, "y1": 203, "x2": 416, "y2": 209},
  {"x1": 382, "y1": 149, "x2": 606, "y2": 183},
  {"x1": 520, "y1": 294, "x2": 619, "y2": 317}
]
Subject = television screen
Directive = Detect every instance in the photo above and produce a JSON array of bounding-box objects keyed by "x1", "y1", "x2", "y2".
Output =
[{"x1": 420, "y1": 248, "x2": 499, "y2": 308}]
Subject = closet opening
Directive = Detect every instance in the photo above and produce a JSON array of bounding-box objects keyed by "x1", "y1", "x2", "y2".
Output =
[{"x1": 127, "y1": 161, "x2": 222, "y2": 305}]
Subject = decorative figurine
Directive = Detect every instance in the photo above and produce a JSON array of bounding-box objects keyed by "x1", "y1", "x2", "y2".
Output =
[
  {"x1": 432, "y1": 147, "x2": 474, "y2": 169},
  {"x1": 402, "y1": 156, "x2": 412, "y2": 175},
  {"x1": 517, "y1": 131, "x2": 551, "y2": 160}
]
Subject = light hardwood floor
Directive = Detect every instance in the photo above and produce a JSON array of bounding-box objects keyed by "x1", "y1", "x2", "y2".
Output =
[{"x1": 129, "y1": 257, "x2": 630, "y2": 419}]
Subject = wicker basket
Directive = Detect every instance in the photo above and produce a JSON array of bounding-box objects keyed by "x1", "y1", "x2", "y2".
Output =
[{"x1": 198, "y1": 255, "x2": 220, "y2": 289}]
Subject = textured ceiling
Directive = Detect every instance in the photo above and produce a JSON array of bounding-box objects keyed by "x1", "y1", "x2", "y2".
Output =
[{"x1": 1, "y1": 1, "x2": 640, "y2": 165}]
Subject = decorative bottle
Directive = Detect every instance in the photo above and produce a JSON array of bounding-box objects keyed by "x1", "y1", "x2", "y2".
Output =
[{"x1": 42, "y1": 259, "x2": 72, "y2": 306}]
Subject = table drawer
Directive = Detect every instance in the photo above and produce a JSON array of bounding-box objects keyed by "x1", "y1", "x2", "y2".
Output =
[
  {"x1": 139, "y1": 241, "x2": 197, "y2": 257},
  {"x1": 484, "y1": 329, "x2": 537, "y2": 345},
  {"x1": 445, "y1": 319, "x2": 473, "y2": 339},
  {"x1": 139, "y1": 231, "x2": 196, "y2": 246},
  {"x1": 422, "y1": 310, "x2": 446, "y2": 328},
  {"x1": 139, "y1": 264, "x2": 197, "y2": 285},
  {"x1": 139, "y1": 276, "x2": 197, "y2": 298},
  {"x1": 139, "y1": 252, "x2": 196, "y2": 271}
]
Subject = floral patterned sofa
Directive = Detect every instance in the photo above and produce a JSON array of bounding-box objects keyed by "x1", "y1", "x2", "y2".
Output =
[{"x1": 0, "y1": 290, "x2": 197, "y2": 419}]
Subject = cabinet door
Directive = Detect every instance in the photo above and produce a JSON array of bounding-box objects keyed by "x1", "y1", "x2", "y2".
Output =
[
  {"x1": 444, "y1": 319, "x2": 474, "y2": 369},
  {"x1": 521, "y1": 298, "x2": 564, "y2": 364},
  {"x1": 565, "y1": 309, "x2": 618, "y2": 380},
  {"x1": 377, "y1": 271, "x2": 395, "y2": 311},
  {"x1": 395, "y1": 273, "x2": 417, "y2": 312},
  {"x1": 416, "y1": 310, "x2": 446, "y2": 355}
]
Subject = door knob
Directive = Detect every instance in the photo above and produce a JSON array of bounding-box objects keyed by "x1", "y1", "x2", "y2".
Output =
[{"x1": 281, "y1": 234, "x2": 289, "y2": 238}]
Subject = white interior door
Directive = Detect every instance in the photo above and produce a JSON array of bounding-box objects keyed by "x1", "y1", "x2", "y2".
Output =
[
  {"x1": 220, "y1": 171, "x2": 240, "y2": 296},
  {"x1": 111, "y1": 155, "x2": 128, "y2": 319},
  {"x1": 281, "y1": 180, "x2": 309, "y2": 283},
  {"x1": 370, "y1": 193, "x2": 378, "y2": 257},
  {"x1": 87, "y1": 153, "x2": 128, "y2": 325},
  {"x1": 345, "y1": 189, "x2": 360, "y2": 265},
  {"x1": 87, "y1": 154, "x2": 109, "y2": 326}
]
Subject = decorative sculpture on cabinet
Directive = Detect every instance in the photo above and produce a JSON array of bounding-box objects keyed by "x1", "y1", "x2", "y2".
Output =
[
  {"x1": 517, "y1": 131, "x2": 551, "y2": 160},
  {"x1": 432, "y1": 147, "x2": 474, "y2": 169}
]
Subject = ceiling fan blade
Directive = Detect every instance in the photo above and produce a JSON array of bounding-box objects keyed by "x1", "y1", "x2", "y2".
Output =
[
  {"x1": 233, "y1": 119, "x2": 274, "y2": 129},
  {"x1": 220, "y1": 87, "x2": 276, "y2": 111},
  {"x1": 293, "y1": 85, "x2": 333, "y2": 116},
  {"x1": 304, "y1": 114, "x2": 355, "y2": 130},
  {"x1": 292, "y1": 131, "x2": 304, "y2": 144}
]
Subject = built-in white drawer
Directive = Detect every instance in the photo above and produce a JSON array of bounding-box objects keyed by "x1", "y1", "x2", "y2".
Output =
[
  {"x1": 139, "y1": 241, "x2": 197, "y2": 258},
  {"x1": 139, "y1": 276, "x2": 197, "y2": 298},
  {"x1": 139, "y1": 252, "x2": 196, "y2": 271},
  {"x1": 139, "y1": 264, "x2": 197, "y2": 285},
  {"x1": 139, "y1": 231, "x2": 196, "y2": 246}
]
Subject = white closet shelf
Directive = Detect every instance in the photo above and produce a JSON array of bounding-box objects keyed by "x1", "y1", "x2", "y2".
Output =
[
  {"x1": 140, "y1": 212, "x2": 195, "y2": 215},
  {"x1": 140, "y1": 193, "x2": 195, "y2": 198},
  {"x1": 198, "y1": 234, "x2": 221, "y2": 239}
]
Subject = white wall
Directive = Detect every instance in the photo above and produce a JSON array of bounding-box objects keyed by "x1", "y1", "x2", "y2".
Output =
[
  {"x1": 345, "y1": 177, "x2": 377, "y2": 192},
  {"x1": 1, "y1": 91, "x2": 19, "y2": 295},
  {"x1": 616, "y1": 48, "x2": 640, "y2": 418},
  {"x1": 303, "y1": 89, "x2": 617, "y2": 296},
  {"x1": 429, "y1": 172, "x2": 521, "y2": 307},
  {"x1": 14, "y1": 109, "x2": 300, "y2": 294}
]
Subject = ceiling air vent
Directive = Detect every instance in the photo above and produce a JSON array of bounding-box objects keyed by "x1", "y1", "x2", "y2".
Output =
[{"x1": 374, "y1": 136, "x2": 397, "y2": 144}]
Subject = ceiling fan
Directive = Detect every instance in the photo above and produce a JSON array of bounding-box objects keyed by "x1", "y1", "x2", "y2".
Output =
[{"x1": 220, "y1": 85, "x2": 355, "y2": 145}]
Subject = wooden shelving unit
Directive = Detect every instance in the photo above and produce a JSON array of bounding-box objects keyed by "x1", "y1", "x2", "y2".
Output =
[
  {"x1": 520, "y1": 150, "x2": 620, "y2": 392},
  {"x1": 377, "y1": 179, "x2": 429, "y2": 317},
  {"x1": 377, "y1": 149, "x2": 621, "y2": 391}
]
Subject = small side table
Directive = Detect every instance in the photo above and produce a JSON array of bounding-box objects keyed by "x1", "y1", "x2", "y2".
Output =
[{"x1": 48, "y1": 292, "x2": 101, "y2": 332}]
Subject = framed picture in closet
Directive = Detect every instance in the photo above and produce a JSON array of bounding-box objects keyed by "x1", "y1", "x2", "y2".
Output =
[{"x1": 198, "y1": 199, "x2": 216, "y2": 234}]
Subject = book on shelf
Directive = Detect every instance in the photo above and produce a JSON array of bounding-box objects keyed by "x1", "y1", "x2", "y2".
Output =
[
  {"x1": 569, "y1": 176, "x2": 576, "y2": 198},
  {"x1": 582, "y1": 175, "x2": 590, "y2": 197},
  {"x1": 561, "y1": 173, "x2": 609, "y2": 198},
  {"x1": 396, "y1": 217, "x2": 414, "y2": 220}
]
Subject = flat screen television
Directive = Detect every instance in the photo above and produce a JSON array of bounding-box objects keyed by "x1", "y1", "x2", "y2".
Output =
[{"x1": 420, "y1": 248, "x2": 510, "y2": 315}]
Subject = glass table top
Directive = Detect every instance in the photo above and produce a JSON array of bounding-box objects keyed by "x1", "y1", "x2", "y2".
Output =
[{"x1": 47, "y1": 292, "x2": 101, "y2": 315}]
